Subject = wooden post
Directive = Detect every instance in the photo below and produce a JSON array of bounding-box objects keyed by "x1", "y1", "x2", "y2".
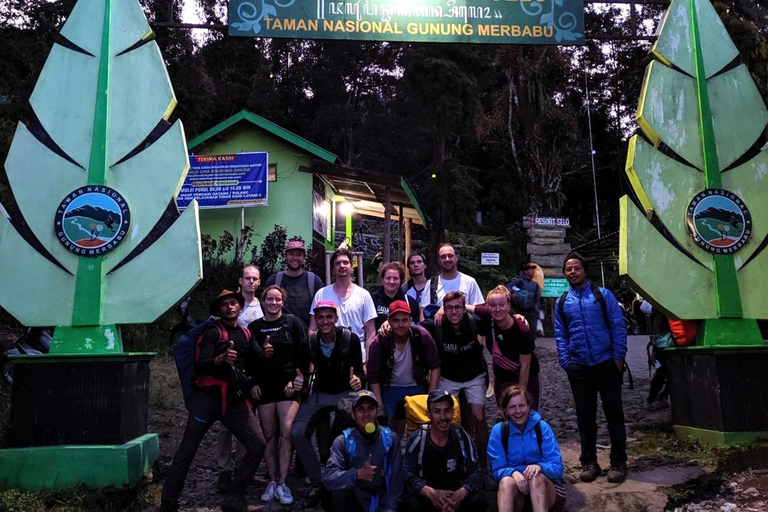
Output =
[
  {"x1": 404, "y1": 218, "x2": 412, "y2": 281},
  {"x1": 383, "y1": 187, "x2": 391, "y2": 263},
  {"x1": 398, "y1": 204, "x2": 404, "y2": 263}
]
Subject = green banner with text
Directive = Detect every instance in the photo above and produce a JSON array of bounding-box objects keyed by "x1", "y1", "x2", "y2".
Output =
[{"x1": 229, "y1": 0, "x2": 585, "y2": 45}]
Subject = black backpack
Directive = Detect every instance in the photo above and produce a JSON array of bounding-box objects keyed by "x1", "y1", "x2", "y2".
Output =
[
  {"x1": 501, "y1": 418, "x2": 543, "y2": 456},
  {"x1": 557, "y1": 284, "x2": 633, "y2": 389}
]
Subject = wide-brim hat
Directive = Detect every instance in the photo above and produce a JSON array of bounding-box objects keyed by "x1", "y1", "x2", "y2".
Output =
[{"x1": 209, "y1": 289, "x2": 245, "y2": 316}]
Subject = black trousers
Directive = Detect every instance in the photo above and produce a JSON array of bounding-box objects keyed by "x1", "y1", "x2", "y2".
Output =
[
  {"x1": 406, "y1": 491, "x2": 489, "y2": 512},
  {"x1": 566, "y1": 359, "x2": 627, "y2": 467},
  {"x1": 161, "y1": 390, "x2": 265, "y2": 505}
]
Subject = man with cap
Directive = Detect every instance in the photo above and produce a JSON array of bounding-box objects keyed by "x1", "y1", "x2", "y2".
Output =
[
  {"x1": 403, "y1": 389, "x2": 488, "y2": 512},
  {"x1": 506, "y1": 263, "x2": 542, "y2": 339},
  {"x1": 322, "y1": 390, "x2": 404, "y2": 512},
  {"x1": 291, "y1": 300, "x2": 366, "y2": 508},
  {"x1": 367, "y1": 300, "x2": 441, "y2": 437},
  {"x1": 161, "y1": 290, "x2": 266, "y2": 512},
  {"x1": 265, "y1": 238, "x2": 324, "y2": 328}
]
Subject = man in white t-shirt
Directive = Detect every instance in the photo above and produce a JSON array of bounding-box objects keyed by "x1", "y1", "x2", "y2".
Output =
[
  {"x1": 420, "y1": 244, "x2": 484, "y2": 311},
  {"x1": 237, "y1": 265, "x2": 264, "y2": 328},
  {"x1": 309, "y1": 248, "x2": 376, "y2": 362}
]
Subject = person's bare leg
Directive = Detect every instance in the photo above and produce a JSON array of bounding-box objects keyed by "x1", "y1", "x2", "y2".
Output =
[
  {"x1": 498, "y1": 476, "x2": 525, "y2": 512},
  {"x1": 529, "y1": 474, "x2": 556, "y2": 512},
  {"x1": 471, "y1": 403, "x2": 488, "y2": 465},
  {"x1": 257, "y1": 403, "x2": 278, "y2": 482},
  {"x1": 276, "y1": 400, "x2": 300, "y2": 484}
]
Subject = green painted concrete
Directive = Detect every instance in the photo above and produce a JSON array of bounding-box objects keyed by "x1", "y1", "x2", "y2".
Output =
[
  {"x1": 50, "y1": 324, "x2": 123, "y2": 354},
  {"x1": 674, "y1": 425, "x2": 768, "y2": 446},
  {"x1": 189, "y1": 124, "x2": 336, "y2": 252},
  {"x1": 0, "y1": 434, "x2": 159, "y2": 491}
]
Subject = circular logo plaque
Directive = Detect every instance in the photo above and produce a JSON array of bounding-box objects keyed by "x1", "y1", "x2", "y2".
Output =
[
  {"x1": 685, "y1": 189, "x2": 751, "y2": 254},
  {"x1": 54, "y1": 186, "x2": 131, "y2": 256}
]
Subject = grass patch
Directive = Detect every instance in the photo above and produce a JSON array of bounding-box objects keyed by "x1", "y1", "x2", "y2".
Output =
[{"x1": 0, "y1": 471, "x2": 162, "y2": 512}]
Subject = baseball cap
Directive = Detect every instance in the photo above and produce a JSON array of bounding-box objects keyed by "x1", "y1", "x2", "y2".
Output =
[
  {"x1": 285, "y1": 239, "x2": 306, "y2": 252},
  {"x1": 388, "y1": 300, "x2": 411, "y2": 317},
  {"x1": 351, "y1": 390, "x2": 379, "y2": 408},
  {"x1": 524, "y1": 263, "x2": 537, "y2": 270},
  {"x1": 313, "y1": 300, "x2": 337, "y2": 314},
  {"x1": 427, "y1": 389, "x2": 453, "y2": 405}
]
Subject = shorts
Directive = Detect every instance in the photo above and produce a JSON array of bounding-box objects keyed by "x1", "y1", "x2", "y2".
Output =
[
  {"x1": 381, "y1": 385, "x2": 426, "y2": 418},
  {"x1": 521, "y1": 482, "x2": 566, "y2": 512},
  {"x1": 256, "y1": 378, "x2": 300, "y2": 405},
  {"x1": 438, "y1": 374, "x2": 486, "y2": 405}
]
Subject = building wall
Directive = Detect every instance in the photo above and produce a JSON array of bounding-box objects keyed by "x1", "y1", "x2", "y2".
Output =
[{"x1": 190, "y1": 126, "x2": 334, "y2": 257}]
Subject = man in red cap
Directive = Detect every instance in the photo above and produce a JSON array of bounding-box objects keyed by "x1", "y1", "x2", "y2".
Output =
[
  {"x1": 367, "y1": 300, "x2": 441, "y2": 437},
  {"x1": 161, "y1": 290, "x2": 266, "y2": 512}
]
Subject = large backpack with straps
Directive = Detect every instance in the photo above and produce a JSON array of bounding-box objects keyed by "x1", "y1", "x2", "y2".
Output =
[
  {"x1": 500, "y1": 419, "x2": 543, "y2": 457},
  {"x1": 407, "y1": 424, "x2": 475, "y2": 477},
  {"x1": 174, "y1": 319, "x2": 252, "y2": 409},
  {"x1": 343, "y1": 426, "x2": 395, "y2": 512},
  {"x1": 403, "y1": 394, "x2": 461, "y2": 436},
  {"x1": 306, "y1": 327, "x2": 353, "y2": 395},
  {"x1": 275, "y1": 270, "x2": 317, "y2": 297},
  {"x1": 557, "y1": 284, "x2": 634, "y2": 389}
]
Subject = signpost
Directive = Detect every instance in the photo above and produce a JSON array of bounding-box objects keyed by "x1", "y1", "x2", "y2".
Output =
[
  {"x1": 542, "y1": 277, "x2": 569, "y2": 297},
  {"x1": 481, "y1": 252, "x2": 500, "y2": 265},
  {"x1": 178, "y1": 152, "x2": 268, "y2": 209},
  {"x1": 229, "y1": 0, "x2": 585, "y2": 45}
]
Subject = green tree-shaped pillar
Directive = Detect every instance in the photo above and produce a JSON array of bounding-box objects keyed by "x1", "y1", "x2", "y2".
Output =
[
  {"x1": 0, "y1": 0, "x2": 202, "y2": 351},
  {"x1": 621, "y1": 0, "x2": 768, "y2": 346}
]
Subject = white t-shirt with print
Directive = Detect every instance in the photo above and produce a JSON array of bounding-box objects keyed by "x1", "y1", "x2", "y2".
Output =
[{"x1": 419, "y1": 272, "x2": 484, "y2": 308}]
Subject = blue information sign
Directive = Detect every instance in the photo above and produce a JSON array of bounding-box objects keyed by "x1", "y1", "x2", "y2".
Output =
[{"x1": 177, "y1": 152, "x2": 268, "y2": 210}]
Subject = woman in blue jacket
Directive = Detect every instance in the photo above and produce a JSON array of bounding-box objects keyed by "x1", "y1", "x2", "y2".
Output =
[{"x1": 488, "y1": 386, "x2": 566, "y2": 512}]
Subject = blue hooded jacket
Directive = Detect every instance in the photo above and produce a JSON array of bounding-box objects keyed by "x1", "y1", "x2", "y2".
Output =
[
  {"x1": 487, "y1": 410, "x2": 564, "y2": 483},
  {"x1": 554, "y1": 282, "x2": 627, "y2": 368}
]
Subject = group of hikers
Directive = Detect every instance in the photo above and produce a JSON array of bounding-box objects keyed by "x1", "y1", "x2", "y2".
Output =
[{"x1": 160, "y1": 241, "x2": 630, "y2": 512}]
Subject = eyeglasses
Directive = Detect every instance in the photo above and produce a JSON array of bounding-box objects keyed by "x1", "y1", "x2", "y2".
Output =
[{"x1": 444, "y1": 305, "x2": 464, "y2": 312}]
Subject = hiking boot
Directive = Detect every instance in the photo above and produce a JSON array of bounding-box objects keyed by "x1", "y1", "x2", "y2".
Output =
[
  {"x1": 276, "y1": 483, "x2": 294, "y2": 505},
  {"x1": 303, "y1": 485, "x2": 324, "y2": 508},
  {"x1": 215, "y1": 471, "x2": 232, "y2": 494},
  {"x1": 261, "y1": 480, "x2": 277, "y2": 502},
  {"x1": 221, "y1": 491, "x2": 248, "y2": 512},
  {"x1": 159, "y1": 502, "x2": 179, "y2": 512},
  {"x1": 607, "y1": 464, "x2": 628, "y2": 483},
  {"x1": 579, "y1": 462, "x2": 601, "y2": 482},
  {"x1": 644, "y1": 397, "x2": 670, "y2": 411}
]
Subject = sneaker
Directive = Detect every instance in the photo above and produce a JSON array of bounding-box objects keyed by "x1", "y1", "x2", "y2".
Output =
[
  {"x1": 261, "y1": 480, "x2": 277, "y2": 502},
  {"x1": 215, "y1": 471, "x2": 232, "y2": 494},
  {"x1": 221, "y1": 491, "x2": 248, "y2": 512},
  {"x1": 303, "y1": 485, "x2": 324, "y2": 508},
  {"x1": 607, "y1": 464, "x2": 628, "y2": 483},
  {"x1": 276, "y1": 483, "x2": 294, "y2": 505},
  {"x1": 579, "y1": 462, "x2": 601, "y2": 482}
]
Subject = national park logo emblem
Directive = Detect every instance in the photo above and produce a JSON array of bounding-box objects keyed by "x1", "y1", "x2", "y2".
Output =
[
  {"x1": 54, "y1": 186, "x2": 131, "y2": 256},
  {"x1": 686, "y1": 189, "x2": 751, "y2": 254}
]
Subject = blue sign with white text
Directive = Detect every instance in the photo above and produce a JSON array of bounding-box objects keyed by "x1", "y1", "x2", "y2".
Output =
[{"x1": 177, "y1": 152, "x2": 268, "y2": 209}]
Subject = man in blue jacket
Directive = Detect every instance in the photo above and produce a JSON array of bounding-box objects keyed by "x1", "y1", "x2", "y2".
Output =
[{"x1": 554, "y1": 253, "x2": 628, "y2": 483}]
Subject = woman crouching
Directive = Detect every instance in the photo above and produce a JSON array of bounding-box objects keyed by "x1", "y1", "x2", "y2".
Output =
[{"x1": 488, "y1": 386, "x2": 566, "y2": 512}]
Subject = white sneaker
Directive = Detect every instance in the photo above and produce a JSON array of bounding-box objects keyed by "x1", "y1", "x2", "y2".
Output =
[
  {"x1": 276, "y1": 483, "x2": 294, "y2": 505},
  {"x1": 261, "y1": 480, "x2": 277, "y2": 502}
]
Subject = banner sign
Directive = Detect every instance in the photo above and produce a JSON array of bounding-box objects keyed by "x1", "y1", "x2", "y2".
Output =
[
  {"x1": 481, "y1": 252, "x2": 500, "y2": 265},
  {"x1": 542, "y1": 277, "x2": 569, "y2": 298},
  {"x1": 535, "y1": 216, "x2": 570, "y2": 227},
  {"x1": 229, "y1": 0, "x2": 585, "y2": 45},
  {"x1": 177, "y1": 152, "x2": 268, "y2": 210}
]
